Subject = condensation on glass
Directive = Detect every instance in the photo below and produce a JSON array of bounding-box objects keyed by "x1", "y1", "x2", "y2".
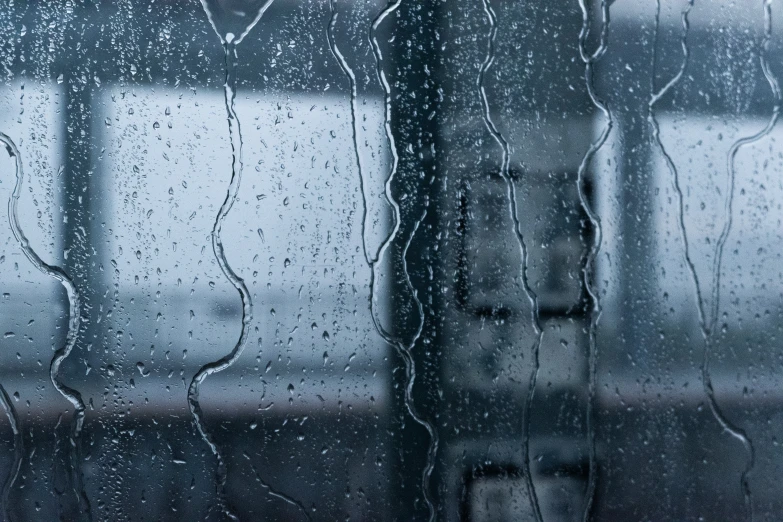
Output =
[{"x1": 0, "y1": 0, "x2": 782, "y2": 520}]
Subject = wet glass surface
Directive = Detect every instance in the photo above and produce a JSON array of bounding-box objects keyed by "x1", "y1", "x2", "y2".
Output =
[{"x1": 1, "y1": 0, "x2": 783, "y2": 520}]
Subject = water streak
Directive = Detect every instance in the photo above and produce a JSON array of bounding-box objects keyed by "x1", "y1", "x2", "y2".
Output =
[
  {"x1": 476, "y1": 0, "x2": 543, "y2": 519},
  {"x1": 326, "y1": 0, "x2": 371, "y2": 265},
  {"x1": 187, "y1": 44, "x2": 250, "y2": 522},
  {"x1": 373, "y1": 211, "x2": 438, "y2": 522},
  {"x1": 198, "y1": 0, "x2": 275, "y2": 45},
  {"x1": 367, "y1": 2, "x2": 438, "y2": 519},
  {"x1": 2, "y1": 131, "x2": 90, "y2": 520},
  {"x1": 648, "y1": 0, "x2": 700, "y2": 325},
  {"x1": 708, "y1": 2, "x2": 778, "y2": 517},
  {"x1": 648, "y1": 0, "x2": 735, "y2": 512},
  {"x1": 648, "y1": 0, "x2": 706, "y2": 375},
  {"x1": 0, "y1": 383, "x2": 21, "y2": 522},
  {"x1": 575, "y1": 1, "x2": 612, "y2": 520},
  {"x1": 243, "y1": 453, "x2": 312, "y2": 521},
  {"x1": 369, "y1": 0, "x2": 403, "y2": 270}
]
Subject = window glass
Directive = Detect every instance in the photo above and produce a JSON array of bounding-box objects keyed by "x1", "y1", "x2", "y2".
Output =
[{"x1": 1, "y1": 1, "x2": 782, "y2": 520}]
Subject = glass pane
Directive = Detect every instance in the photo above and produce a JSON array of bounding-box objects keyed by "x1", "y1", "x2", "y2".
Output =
[{"x1": 1, "y1": 0, "x2": 781, "y2": 520}]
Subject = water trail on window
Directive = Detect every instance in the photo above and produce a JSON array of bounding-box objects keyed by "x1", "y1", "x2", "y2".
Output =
[
  {"x1": 390, "y1": 211, "x2": 438, "y2": 522},
  {"x1": 369, "y1": 205, "x2": 436, "y2": 519},
  {"x1": 476, "y1": 0, "x2": 543, "y2": 519},
  {"x1": 368, "y1": 0, "x2": 402, "y2": 271},
  {"x1": 0, "y1": 371, "x2": 21, "y2": 522},
  {"x1": 326, "y1": 0, "x2": 370, "y2": 265},
  {"x1": 575, "y1": 1, "x2": 612, "y2": 520},
  {"x1": 188, "y1": 2, "x2": 274, "y2": 519},
  {"x1": 704, "y1": 1, "x2": 780, "y2": 518},
  {"x1": 186, "y1": 42, "x2": 248, "y2": 522},
  {"x1": 648, "y1": 1, "x2": 699, "y2": 329},
  {"x1": 367, "y1": 2, "x2": 438, "y2": 519},
  {"x1": 648, "y1": 0, "x2": 727, "y2": 515},
  {"x1": 1, "y1": 131, "x2": 89, "y2": 519},
  {"x1": 242, "y1": 452, "x2": 312, "y2": 521}
]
